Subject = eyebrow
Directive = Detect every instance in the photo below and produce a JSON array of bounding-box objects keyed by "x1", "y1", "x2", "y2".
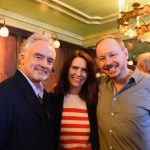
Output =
[
  {"x1": 34, "y1": 53, "x2": 43, "y2": 56},
  {"x1": 71, "y1": 65, "x2": 87, "y2": 69},
  {"x1": 35, "y1": 53, "x2": 54, "y2": 61}
]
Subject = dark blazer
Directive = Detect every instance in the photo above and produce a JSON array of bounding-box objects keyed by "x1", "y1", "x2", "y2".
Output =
[
  {"x1": 0, "y1": 70, "x2": 54, "y2": 150},
  {"x1": 47, "y1": 93, "x2": 100, "y2": 150}
]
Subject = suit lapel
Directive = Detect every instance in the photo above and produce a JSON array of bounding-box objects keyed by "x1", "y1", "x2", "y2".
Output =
[{"x1": 15, "y1": 70, "x2": 47, "y2": 120}]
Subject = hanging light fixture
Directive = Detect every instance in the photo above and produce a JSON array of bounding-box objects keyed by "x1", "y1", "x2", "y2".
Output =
[
  {"x1": 117, "y1": 0, "x2": 150, "y2": 42},
  {"x1": 42, "y1": 31, "x2": 60, "y2": 48},
  {"x1": 0, "y1": 18, "x2": 9, "y2": 37},
  {"x1": 52, "y1": 32, "x2": 60, "y2": 48}
]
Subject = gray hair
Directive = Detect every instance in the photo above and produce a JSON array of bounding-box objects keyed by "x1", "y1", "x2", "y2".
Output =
[{"x1": 20, "y1": 32, "x2": 54, "y2": 53}]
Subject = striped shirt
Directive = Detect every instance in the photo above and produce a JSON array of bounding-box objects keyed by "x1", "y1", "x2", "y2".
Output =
[{"x1": 60, "y1": 94, "x2": 91, "y2": 150}]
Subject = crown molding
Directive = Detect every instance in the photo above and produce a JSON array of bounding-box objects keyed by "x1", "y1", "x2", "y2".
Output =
[
  {"x1": 0, "y1": 8, "x2": 82, "y2": 45},
  {"x1": 0, "y1": 8, "x2": 124, "y2": 48},
  {"x1": 82, "y1": 29, "x2": 130, "y2": 48},
  {"x1": 35, "y1": 0, "x2": 118, "y2": 24}
]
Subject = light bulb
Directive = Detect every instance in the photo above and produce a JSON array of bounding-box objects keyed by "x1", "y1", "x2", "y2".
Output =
[
  {"x1": 53, "y1": 40, "x2": 60, "y2": 48},
  {"x1": 128, "y1": 60, "x2": 133, "y2": 65},
  {"x1": 0, "y1": 26, "x2": 9, "y2": 37}
]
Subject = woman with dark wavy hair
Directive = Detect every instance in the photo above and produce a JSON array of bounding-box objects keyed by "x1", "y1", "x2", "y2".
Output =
[{"x1": 48, "y1": 50, "x2": 99, "y2": 150}]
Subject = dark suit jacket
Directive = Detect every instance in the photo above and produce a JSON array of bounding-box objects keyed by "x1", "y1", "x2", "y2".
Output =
[
  {"x1": 47, "y1": 93, "x2": 100, "y2": 150},
  {"x1": 0, "y1": 70, "x2": 54, "y2": 150}
]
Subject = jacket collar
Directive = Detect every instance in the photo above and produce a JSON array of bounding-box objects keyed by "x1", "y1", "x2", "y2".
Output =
[{"x1": 15, "y1": 70, "x2": 48, "y2": 120}]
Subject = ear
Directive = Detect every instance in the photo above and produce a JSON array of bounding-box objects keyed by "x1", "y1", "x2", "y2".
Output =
[
  {"x1": 18, "y1": 53, "x2": 26, "y2": 65},
  {"x1": 142, "y1": 66, "x2": 147, "y2": 73},
  {"x1": 124, "y1": 48, "x2": 129, "y2": 60}
]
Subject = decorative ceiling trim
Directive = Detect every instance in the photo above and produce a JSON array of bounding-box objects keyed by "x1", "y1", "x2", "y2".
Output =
[
  {"x1": 82, "y1": 29, "x2": 130, "y2": 48},
  {"x1": 35, "y1": 0, "x2": 118, "y2": 24},
  {"x1": 0, "y1": 8, "x2": 82, "y2": 45},
  {"x1": 0, "y1": 8, "x2": 127, "y2": 48}
]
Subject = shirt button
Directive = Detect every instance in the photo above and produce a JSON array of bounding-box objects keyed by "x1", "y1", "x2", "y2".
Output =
[
  {"x1": 109, "y1": 129, "x2": 112, "y2": 133},
  {"x1": 111, "y1": 112, "x2": 114, "y2": 116},
  {"x1": 114, "y1": 97, "x2": 116, "y2": 101},
  {"x1": 109, "y1": 146, "x2": 113, "y2": 149}
]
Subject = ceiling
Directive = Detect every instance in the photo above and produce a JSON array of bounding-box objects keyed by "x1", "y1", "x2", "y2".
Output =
[{"x1": 0, "y1": 0, "x2": 150, "y2": 56}]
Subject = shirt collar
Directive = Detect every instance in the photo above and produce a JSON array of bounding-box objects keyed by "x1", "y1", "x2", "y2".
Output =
[
  {"x1": 19, "y1": 70, "x2": 44, "y2": 98},
  {"x1": 130, "y1": 67, "x2": 143, "y2": 84}
]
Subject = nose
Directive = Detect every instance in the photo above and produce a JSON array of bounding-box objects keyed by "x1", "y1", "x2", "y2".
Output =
[
  {"x1": 40, "y1": 58, "x2": 49, "y2": 68},
  {"x1": 104, "y1": 57, "x2": 112, "y2": 65},
  {"x1": 75, "y1": 68, "x2": 81, "y2": 76}
]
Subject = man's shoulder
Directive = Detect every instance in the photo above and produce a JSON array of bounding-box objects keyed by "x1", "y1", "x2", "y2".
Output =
[
  {"x1": 133, "y1": 70, "x2": 150, "y2": 89},
  {"x1": 0, "y1": 70, "x2": 22, "y2": 89},
  {"x1": 0, "y1": 75, "x2": 16, "y2": 89},
  {"x1": 140, "y1": 73, "x2": 150, "y2": 84},
  {"x1": 97, "y1": 73, "x2": 111, "y2": 83},
  {"x1": 0, "y1": 76, "x2": 18, "y2": 103},
  {"x1": 135, "y1": 68, "x2": 150, "y2": 80},
  {"x1": 0, "y1": 70, "x2": 25, "y2": 94},
  {"x1": 96, "y1": 74, "x2": 113, "y2": 90}
]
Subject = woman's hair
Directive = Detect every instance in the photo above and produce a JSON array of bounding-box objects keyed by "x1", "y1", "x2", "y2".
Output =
[{"x1": 55, "y1": 50, "x2": 98, "y2": 104}]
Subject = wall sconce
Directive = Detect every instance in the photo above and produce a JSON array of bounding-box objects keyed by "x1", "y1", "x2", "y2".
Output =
[
  {"x1": 52, "y1": 32, "x2": 60, "y2": 48},
  {"x1": 0, "y1": 18, "x2": 9, "y2": 37}
]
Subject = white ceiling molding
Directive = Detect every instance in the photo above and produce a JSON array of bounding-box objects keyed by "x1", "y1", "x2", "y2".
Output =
[
  {"x1": 82, "y1": 29, "x2": 130, "y2": 48},
  {"x1": 35, "y1": 0, "x2": 118, "y2": 24},
  {"x1": 0, "y1": 8, "x2": 82, "y2": 45},
  {"x1": 0, "y1": 8, "x2": 126, "y2": 48},
  {"x1": 0, "y1": 9, "x2": 122, "y2": 48}
]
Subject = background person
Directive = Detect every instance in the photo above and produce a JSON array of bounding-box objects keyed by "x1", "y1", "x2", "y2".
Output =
[
  {"x1": 0, "y1": 32, "x2": 56, "y2": 150},
  {"x1": 96, "y1": 35, "x2": 150, "y2": 150},
  {"x1": 137, "y1": 52, "x2": 150, "y2": 74},
  {"x1": 47, "y1": 50, "x2": 99, "y2": 150}
]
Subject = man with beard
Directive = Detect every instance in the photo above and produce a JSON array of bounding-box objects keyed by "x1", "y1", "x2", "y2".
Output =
[
  {"x1": 96, "y1": 35, "x2": 150, "y2": 150},
  {"x1": 0, "y1": 33, "x2": 56, "y2": 150}
]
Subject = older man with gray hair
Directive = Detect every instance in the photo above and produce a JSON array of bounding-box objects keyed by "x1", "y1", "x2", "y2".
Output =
[{"x1": 0, "y1": 32, "x2": 56, "y2": 150}]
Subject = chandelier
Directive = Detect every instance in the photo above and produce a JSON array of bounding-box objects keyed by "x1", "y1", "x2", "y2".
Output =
[{"x1": 117, "y1": 0, "x2": 150, "y2": 42}]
